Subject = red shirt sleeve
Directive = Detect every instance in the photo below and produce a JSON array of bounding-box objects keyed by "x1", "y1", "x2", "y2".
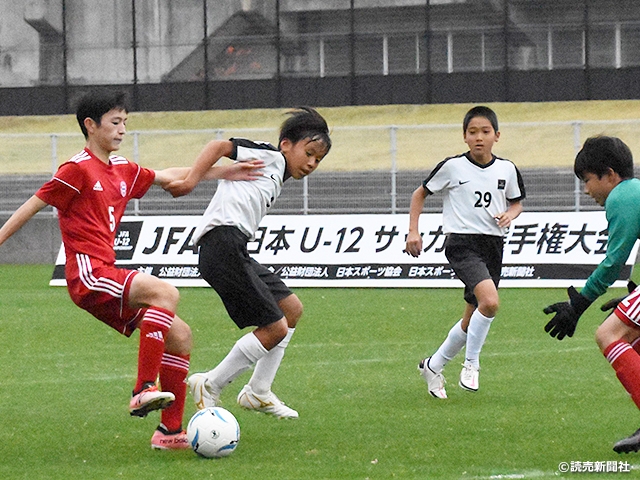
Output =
[
  {"x1": 129, "y1": 165, "x2": 156, "y2": 199},
  {"x1": 35, "y1": 162, "x2": 84, "y2": 211}
]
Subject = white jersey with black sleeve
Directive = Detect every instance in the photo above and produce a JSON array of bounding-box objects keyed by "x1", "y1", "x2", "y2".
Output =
[
  {"x1": 423, "y1": 152, "x2": 526, "y2": 236},
  {"x1": 194, "y1": 138, "x2": 287, "y2": 243}
]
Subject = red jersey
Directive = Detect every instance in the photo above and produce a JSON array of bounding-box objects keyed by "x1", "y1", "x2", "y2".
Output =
[{"x1": 36, "y1": 148, "x2": 155, "y2": 264}]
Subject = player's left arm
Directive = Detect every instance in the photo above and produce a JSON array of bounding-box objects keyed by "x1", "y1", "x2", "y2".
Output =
[
  {"x1": 494, "y1": 200, "x2": 522, "y2": 229},
  {"x1": 162, "y1": 139, "x2": 234, "y2": 197},
  {"x1": 496, "y1": 164, "x2": 526, "y2": 229},
  {"x1": 153, "y1": 167, "x2": 190, "y2": 188},
  {"x1": 153, "y1": 160, "x2": 264, "y2": 191},
  {"x1": 202, "y1": 160, "x2": 264, "y2": 181}
]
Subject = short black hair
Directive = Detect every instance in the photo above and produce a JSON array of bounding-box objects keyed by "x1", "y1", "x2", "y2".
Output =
[
  {"x1": 279, "y1": 107, "x2": 331, "y2": 154},
  {"x1": 75, "y1": 90, "x2": 129, "y2": 139},
  {"x1": 574, "y1": 135, "x2": 634, "y2": 181},
  {"x1": 463, "y1": 106, "x2": 499, "y2": 133}
]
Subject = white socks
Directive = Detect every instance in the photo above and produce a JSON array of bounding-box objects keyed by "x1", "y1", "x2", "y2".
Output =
[
  {"x1": 206, "y1": 332, "x2": 268, "y2": 394},
  {"x1": 465, "y1": 310, "x2": 494, "y2": 369},
  {"x1": 429, "y1": 320, "x2": 467, "y2": 373},
  {"x1": 249, "y1": 328, "x2": 295, "y2": 395},
  {"x1": 205, "y1": 328, "x2": 296, "y2": 396},
  {"x1": 428, "y1": 310, "x2": 495, "y2": 373}
]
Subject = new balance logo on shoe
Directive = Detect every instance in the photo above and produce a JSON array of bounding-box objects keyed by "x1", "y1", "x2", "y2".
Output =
[
  {"x1": 146, "y1": 331, "x2": 164, "y2": 342},
  {"x1": 93, "y1": 181, "x2": 104, "y2": 191},
  {"x1": 151, "y1": 428, "x2": 190, "y2": 450}
]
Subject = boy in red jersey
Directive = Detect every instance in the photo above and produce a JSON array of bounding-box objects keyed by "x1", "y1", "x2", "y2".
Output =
[{"x1": 0, "y1": 91, "x2": 262, "y2": 450}]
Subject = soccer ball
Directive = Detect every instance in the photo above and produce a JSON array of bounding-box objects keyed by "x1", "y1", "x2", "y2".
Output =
[{"x1": 187, "y1": 407, "x2": 240, "y2": 458}]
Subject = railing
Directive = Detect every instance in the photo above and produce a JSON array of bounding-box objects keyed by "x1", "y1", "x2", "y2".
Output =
[{"x1": 3, "y1": 120, "x2": 640, "y2": 216}]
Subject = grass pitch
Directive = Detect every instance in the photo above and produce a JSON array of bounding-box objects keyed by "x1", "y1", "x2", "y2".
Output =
[{"x1": 0, "y1": 265, "x2": 639, "y2": 479}]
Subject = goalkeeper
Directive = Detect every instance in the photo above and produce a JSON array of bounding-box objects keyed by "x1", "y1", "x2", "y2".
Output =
[{"x1": 543, "y1": 135, "x2": 640, "y2": 454}]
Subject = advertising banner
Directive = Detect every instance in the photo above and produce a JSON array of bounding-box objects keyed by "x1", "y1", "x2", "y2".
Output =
[{"x1": 51, "y1": 212, "x2": 638, "y2": 288}]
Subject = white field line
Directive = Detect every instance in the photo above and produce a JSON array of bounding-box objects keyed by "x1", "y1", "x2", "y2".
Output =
[
  {"x1": 469, "y1": 462, "x2": 640, "y2": 479},
  {"x1": 0, "y1": 343, "x2": 595, "y2": 386}
]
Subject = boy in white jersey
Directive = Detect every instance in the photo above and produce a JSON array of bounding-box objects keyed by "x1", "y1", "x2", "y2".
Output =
[
  {"x1": 405, "y1": 106, "x2": 525, "y2": 399},
  {"x1": 166, "y1": 107, "x2": 331, "y2": 418},
  {"x1": 0, "y1": 91, "x2": 262, "y2": 449}
]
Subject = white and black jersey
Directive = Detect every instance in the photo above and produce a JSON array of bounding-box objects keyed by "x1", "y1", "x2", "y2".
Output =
[
  {"x1": 423, "y1": 152, "x2": 526, "y2": 236},
  {"x1": 194, "y1": 138, "x2": 287, "y2": 243}
]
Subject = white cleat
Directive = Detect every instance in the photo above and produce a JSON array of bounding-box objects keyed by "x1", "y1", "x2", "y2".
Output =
[
  {"x1": 187, "y1": 373, "x2": 218, "y2": 410},
  {"x1": 418, "y1": 358, "x2": 447, "y2": 399},
  {"x1": 237, "y1": 384, "x2": 299, "y2": 419},
  {"x1": 459, "y1": 361, "x2": 480, "y2": 392}
]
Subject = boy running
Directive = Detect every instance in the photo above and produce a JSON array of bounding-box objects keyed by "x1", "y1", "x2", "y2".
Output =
[
  {"x1": 405, "y1": 106, "x2": 525, "y2": 399},
  {"x1": 166, "y1": 107, "x2": 331, "y2": 419},
  {"x1": 543, "y1": 135, "x2": 640, "y2": 453},
  {"x1": 0, "y1": 91, "x2": 261, "y2": 449}
]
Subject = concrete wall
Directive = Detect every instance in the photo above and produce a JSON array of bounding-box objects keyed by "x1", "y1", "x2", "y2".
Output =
[{"x1": 0, "y1": 214, "x2": 60, "y2": 264}]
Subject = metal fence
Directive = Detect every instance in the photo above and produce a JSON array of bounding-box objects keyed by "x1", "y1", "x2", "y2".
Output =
[
  {"x1": 5, "y1": 1, "x2": 640, "y2": 87},
  {"x1": 3, "y1": 119, "x2": 640, "y2": 216},
  {"x1": 3, "y1": 1, "x2": 640, "y2": 114}
]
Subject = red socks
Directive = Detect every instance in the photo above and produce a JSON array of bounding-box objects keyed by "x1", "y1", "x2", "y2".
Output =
[
  {"x1": 160, "y1": 353, "x2": 190, "y2": 432},
  {"x1": 134, "y1": 307, "x2": 174, "y2": 393},
  {"x1": 604, "y1": 340, "x2": 640, "y2": 409},
  {"x1": 133, "y1": 307, "x2": 190, "y2": 431}
]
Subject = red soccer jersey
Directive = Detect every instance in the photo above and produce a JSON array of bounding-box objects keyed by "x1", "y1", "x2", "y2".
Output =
[{"x1": 36, "y1": 148, "x2": 155, "y2": 264}]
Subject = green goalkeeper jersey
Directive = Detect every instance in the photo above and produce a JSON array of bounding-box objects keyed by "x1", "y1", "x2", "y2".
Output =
[{"x1": 581, "y1": 178, "x2": 640, "y2": 301}]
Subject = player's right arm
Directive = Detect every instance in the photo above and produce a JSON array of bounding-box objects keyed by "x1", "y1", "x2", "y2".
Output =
[
  {"x1": 165, "y1": 140, "x2": 234, "y2": 198},
  {"x1": 405, "y1": 186, "x2": 428, "y2": 257},
  {"x1": 581, "y1": 188, "x2": 640, "y2": 301},
  {"x1": 0, "y1": 195, "x2": 48, "y2": 247}
]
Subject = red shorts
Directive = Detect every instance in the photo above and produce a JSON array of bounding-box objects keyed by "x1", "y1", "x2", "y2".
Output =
[
  {"x1": 614, "y1": 285, "x2": 640, "y2": 329},
  {"x1": 65, "y1": 253, "x2": 145, "y2": 337}
]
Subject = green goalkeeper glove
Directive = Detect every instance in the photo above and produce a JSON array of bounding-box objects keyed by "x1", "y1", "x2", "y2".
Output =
[{"x1": 543, "y1": 286, "x2": 592, "y2": 340}]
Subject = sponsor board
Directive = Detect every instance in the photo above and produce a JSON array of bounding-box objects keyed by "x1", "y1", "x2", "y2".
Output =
[{"x1": 51, "y1": 212, "x2": 638, "y2": 288}]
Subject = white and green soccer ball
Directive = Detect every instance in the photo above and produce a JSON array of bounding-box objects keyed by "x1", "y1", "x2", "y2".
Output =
[{"x1": 187, "y1": 407, "x2": 240, "y2": 458}]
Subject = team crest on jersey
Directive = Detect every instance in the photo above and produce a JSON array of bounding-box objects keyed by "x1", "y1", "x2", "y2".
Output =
[
  {"x1": 497, "y1": 179, "x2": 506, "y2": 190},
  {"x1": 120, "y1": 181, "x2": 127, "y2": 197}
]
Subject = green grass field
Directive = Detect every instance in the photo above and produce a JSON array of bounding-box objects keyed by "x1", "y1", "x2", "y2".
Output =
[{"x1": 0, "y1": 265, "x2": 638, "y2": 479}]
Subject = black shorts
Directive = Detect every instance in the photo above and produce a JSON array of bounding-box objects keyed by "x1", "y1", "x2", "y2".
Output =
[
  {"x1": 198, "y1": 226, "x2": 293, "y2": 329},
  {"x1": 444, "y1": 233, "x2": 504, "y2": 306}
]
